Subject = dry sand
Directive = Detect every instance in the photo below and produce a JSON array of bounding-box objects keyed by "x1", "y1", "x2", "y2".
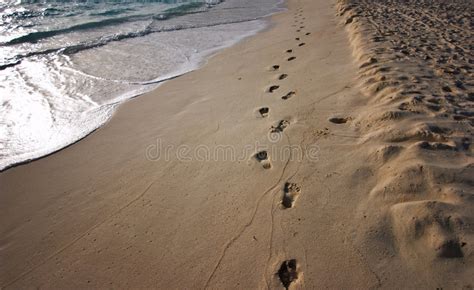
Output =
[{"x1": 1, "y1": 0, "x2": 473, "y2": 288}]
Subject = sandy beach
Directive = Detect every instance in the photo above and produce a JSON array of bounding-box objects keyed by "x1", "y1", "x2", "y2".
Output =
[{"x1": 1, "y1": 0, "x2": 472, "y2": 288}]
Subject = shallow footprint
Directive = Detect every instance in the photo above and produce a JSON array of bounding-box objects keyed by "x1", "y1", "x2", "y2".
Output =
[
  {"x1": 270, "y1": 65, "x2": 280, "y2": 71},
  {"x1": 255, "y1": 150, "x2": 271, "y2": 169},
  {"x1": 268, "y1": 85, "x2": 280, "y2": 93},
  {"x1": 271, "y1": 120, "x2": 290, "y2": 133},
  {"x1": 278, "y1": 74, "x2": 288, "y2": 80},
  {"x1": 282, "y1": 91, "x2": 296, "y2": 100}
]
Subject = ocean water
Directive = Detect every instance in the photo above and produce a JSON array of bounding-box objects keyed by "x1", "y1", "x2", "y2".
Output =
[{"x1": 0, "y1": 0, "x2": 284, "y2": 171}]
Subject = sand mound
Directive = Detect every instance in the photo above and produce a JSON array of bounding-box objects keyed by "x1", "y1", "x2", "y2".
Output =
[{"x1": 337, "y1": 0, "x2": 473, "y2": 279}]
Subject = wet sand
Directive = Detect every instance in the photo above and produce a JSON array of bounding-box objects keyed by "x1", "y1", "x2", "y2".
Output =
[{"x1": 1, "y1": 0, "x2": 472, "y2": 288}]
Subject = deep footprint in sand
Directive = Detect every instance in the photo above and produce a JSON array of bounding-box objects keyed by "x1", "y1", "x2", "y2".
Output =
[
  {"x1": 282, "y1": 91, "x2": 296, "y2": 100},
  {"x1": 305, "y1": 32, "x2": 311, "y2": 35},
  {"x1": 270, "y1": 65, "x2": 280, "y2": 71},
  {"x1": 271, "y1": 120, "x2": 290, "y2": 133},
  {"x1": 298, "y1": 43, "x2": 305, "y2": 47},
  {"x1": 278, "y1": 74, "x2": 288, "y2": 80},
  {"x1": 268, "y1": 85, "x2": 280, "y2": 93},
  {"x1": 329, "y1": 116, "x2": 349, "y2": 124},
  {"x1": 295, "y1": 37, "x2": 300, "y2": 41},
  {"x1": 286, "y1": 49, "x2": 293, "y2": 53},
  {"x1": 258, "y1": 107, "x2": 269, "y2": 118},
  {"x1": 278, "y1": 259, "x2": 299, "y2": 289},
  {"x1": 287, "y1": 56, "x2": 296, "y2": 61},
  {"x1": 281, "y1": 182, "x2": 301, "y2": 209},
  {"x1": 255, "y1": 150, "x2": 271, "y2": 169}
]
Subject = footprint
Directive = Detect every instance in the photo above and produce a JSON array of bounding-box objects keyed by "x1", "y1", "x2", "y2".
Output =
[
  {"x1": 258, "y1": 107, "x2": 269, "y2": 118},
  {"x1": 268, "y1": 85, "x2": 280, "y2": 93},
  {"x1": 287, "y1": 56, "x2": 296, "y2": 61},
  {"x1": 296, "y1": 29, "x2": 301, "y2": 32},
  {"x1": 255, "y1": 150, "x2": 267, "y2": 161},
  {"x1": 282, "y1": 91, "x2": 296, "y2": 100},
  {"x1": 281, "y1": 182, "x2": 301, "y2": 208},
  {"x1": 277, "y1": 259, "x2": 299, "y2": 289},
  {"x1": 271, "y1": 120, "x2": 290, "y2": 133},
  {"x1": 328, "y1": 116, "x2": 349, "y2": 124},
  {"x1": 305, "y1": 32, "x2": 311, "y2": 35},
  {"x1": 255, "y1": 150, "x2": 271, "y2": 169},
  {"x1": 298, "y1": 43, "x2": 305, "y2": 47},
  {"x1": 300, "y1": 26, "x2": 305, "y2": 29},
  {"x1": 286, "y1": 49, "x2": 293, "y2": 53},
  {"x1": 295, "y1": 37, "x2": 300, "y2": 41},
  {"x1": 270, "y1": 65, "x2": 280, "y2": 71},
  {"x1": 278, "y1": 74, "x2": 288, "y2": 80}
]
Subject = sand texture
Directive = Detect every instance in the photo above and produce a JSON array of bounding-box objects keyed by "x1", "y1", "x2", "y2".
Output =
[
  {"x1": 1, "y1": 0, "x2": 473, "y2": 288},
  {"x1": 336, "y1": 0, "x2": 473, "y2": 286}
]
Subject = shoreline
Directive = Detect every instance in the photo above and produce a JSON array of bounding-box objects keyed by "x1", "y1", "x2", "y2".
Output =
[
  {"x1": 1, "y1": 0, "x2": 472, "y2": 288},
  {"x1": 0, "y1": 19, "x2": 270, "y2": 172}
]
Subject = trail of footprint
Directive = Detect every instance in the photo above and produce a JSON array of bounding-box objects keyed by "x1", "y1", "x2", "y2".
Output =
[{"x1": 204, "y1": 134, "x2": 295, "y2": 288}]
